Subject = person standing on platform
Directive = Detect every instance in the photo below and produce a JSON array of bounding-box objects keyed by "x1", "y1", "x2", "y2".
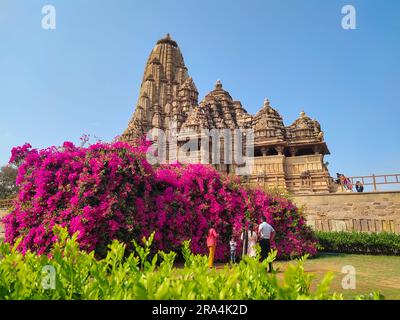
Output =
[{"x1": 356, "y1": 181, "x2": 364, "y2": 192}]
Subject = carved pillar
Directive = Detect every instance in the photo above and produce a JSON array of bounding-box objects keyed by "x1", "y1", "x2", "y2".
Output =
[
  {"x1": 260, "y1": 147, "x2": 267, "y2": 157},
  {"x1": 313, "y1": 145, "x2": 321, "y2": 155},
  {"x1": 289, "y1": 147, "x2": 296, "y2": 157},
  {"x1": 275, "y1": 145, "x2": 285, "y2": 156}
]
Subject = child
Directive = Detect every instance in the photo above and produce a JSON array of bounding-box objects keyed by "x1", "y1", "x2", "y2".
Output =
[{"x1": 229, "y1": 237, "x2": 237, "y2": 263}]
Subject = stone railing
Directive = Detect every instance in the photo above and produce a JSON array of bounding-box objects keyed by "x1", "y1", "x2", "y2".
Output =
[{"x1": 337, "y1": 173, "x2": 400, "y2": 192}]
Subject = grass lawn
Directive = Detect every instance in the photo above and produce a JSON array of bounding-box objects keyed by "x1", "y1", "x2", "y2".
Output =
[{"x1": 274, "y1": 254, "x2": 400, "y2": 300}]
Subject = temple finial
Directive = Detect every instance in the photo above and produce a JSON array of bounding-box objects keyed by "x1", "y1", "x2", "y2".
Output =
[
  {"x1": 264, "y1": 98, "x2": 270, "y2": 107},
  {"x1": 156, "y1": 33, "x2": 178, "y2": 47},
  {"x1": 215, "y1": 79, "x2": 222, "y2": 89}
]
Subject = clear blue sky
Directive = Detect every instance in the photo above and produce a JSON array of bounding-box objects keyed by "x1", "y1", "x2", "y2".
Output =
[{"x1": 1, "y1": 0, "x2": 399, "y2": 181}]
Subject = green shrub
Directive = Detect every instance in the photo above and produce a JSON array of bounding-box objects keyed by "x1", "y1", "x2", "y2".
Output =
[
  {"x1": 0, "y1": 227, "x2": 380, "y2": 300},
  {"x1": 315, "y1": 231, "x2": 400, "y2": 255}
]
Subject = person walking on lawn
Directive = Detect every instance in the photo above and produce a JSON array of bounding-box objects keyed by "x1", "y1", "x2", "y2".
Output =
[
  {"x1": 207, "y1": 221, "x2": 218, "y2": 268},
  {"x1": 258, "y1": 216, "x2": 275, "y2": 273}
]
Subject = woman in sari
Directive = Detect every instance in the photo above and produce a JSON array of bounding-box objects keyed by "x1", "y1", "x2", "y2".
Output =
[{"x1": 241, "y1": 223, "x2": 258, "y2": 258}]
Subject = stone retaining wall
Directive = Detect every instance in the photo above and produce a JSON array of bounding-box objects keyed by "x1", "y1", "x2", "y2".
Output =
[
  {"x1": 292, "y1": 191, "x2": 400, "y2": 233},
  {"x1": 0, "y1": 208, "x2": 8, "y2": 240}
]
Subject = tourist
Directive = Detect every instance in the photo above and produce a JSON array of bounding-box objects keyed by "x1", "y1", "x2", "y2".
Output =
[
  {"x1": 206, "y1": 221, "x2": 218, "y2": 268},
  {"x1": 248, "y1": 224, "x2": 258, "y2": 258},
  {"x1": 346, "y1": 177, "x2": 353, "y2": 191},
  {"x1": 258, "y1": 216, "x2": 275, "y2": 273},
  {"x1": 241, "y1": 224, "x2": 258, "y2": 258},
  {"x1": 356, "y1": 181, "x2": 364, "y2": 193},
  {"x1": 339, "y1": 174, "x2": 347, "y2": 189},
  {"x1": 229, "y1": 236, "x2": 237, "y2": 263},
  {"x1": 336, "y1": 173, "x2": 345, "y2": 185},
  {"x1": 241, "y1": 220, "x2": 248, "y2": 257},
  {"x1": 338, "y1": 173, "x2": 353, "y2": 191}
]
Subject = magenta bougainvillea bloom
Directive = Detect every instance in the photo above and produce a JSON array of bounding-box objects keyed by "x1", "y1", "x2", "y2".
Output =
[{"x1": 3, "y1": 141, "x2": 317, "y2": 260}]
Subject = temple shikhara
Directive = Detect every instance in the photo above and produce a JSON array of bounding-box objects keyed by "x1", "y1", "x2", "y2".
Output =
[{"x1": 122, "y1": 34, "x2": 335, "y2": 195}]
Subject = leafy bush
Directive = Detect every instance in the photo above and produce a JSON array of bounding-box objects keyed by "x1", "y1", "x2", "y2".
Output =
[
  {"x1": 3, "y1": 141, "x2": 317, "y2": 260},
  {"x1": 0, "y1": 227, "x2": 380, "y2": 300},
  {"x1": 315, "y1": 231, "x2": 400, "y2": 255}
]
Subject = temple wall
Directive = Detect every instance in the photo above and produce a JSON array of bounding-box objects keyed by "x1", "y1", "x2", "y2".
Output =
[
  {"x1": 284, "y1": 154, "x2": 324, "y2": 174},
  {"x1": 253, "y1": 155, "x2": 285, "y2": 174},
  {"x1": 292, "y1": 191, "x2": 400, "y2": 233},
  {"x1": 248, "y1": 154, "x2": 332, "y2": 194}
]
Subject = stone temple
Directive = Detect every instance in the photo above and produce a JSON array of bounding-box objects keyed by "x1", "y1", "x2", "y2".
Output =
[{"x1": 121, "y1": 34, "x2": 335, "y2": 195}]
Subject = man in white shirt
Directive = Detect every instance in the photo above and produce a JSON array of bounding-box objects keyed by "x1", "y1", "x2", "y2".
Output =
[{"x1": 258, "y1": 216, "x2": 275, "y2": 272}]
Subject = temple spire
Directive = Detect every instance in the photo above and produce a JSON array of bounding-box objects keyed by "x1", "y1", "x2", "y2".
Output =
[{"x1": 121, "y1": 34, "x2": 197, "y2": 143}]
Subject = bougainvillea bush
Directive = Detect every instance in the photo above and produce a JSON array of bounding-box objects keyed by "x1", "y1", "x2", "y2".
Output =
[
  {"x1": 4, "y1": 141, "x2": 154, "y2": 256},
  {"x1": 245, "y1": 188, "x2": 318, "y2": 258},
  {"x1": 149, "y1": 164, "x2": 248, "y2": 260},
  {"x1": 3, "y1": 141, "x2": 317, "y2": 260}
]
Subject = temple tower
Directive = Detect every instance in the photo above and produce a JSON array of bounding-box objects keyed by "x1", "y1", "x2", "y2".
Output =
[
  {"x1": 121, "y1": 35, "x2": 335, "y2": 194},
  {"x1": 121, "y1": 34, "x2": 198, "y2": 143}
]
